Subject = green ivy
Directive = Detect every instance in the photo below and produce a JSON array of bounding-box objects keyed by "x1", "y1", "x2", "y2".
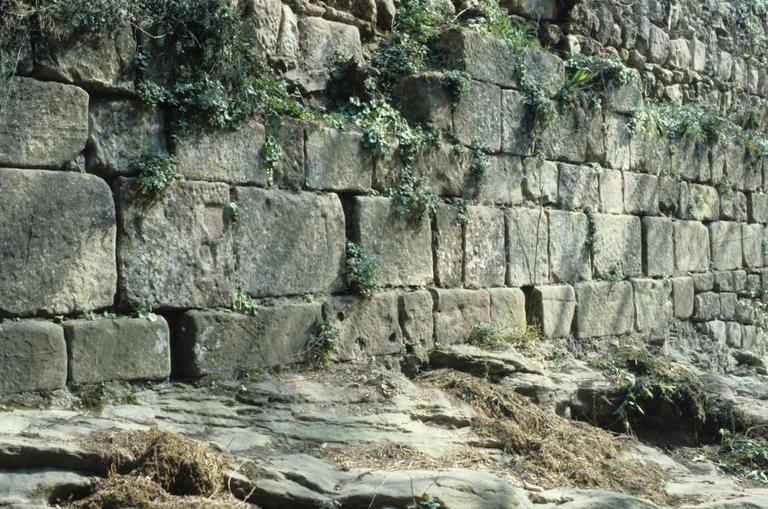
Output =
[
  {"x1": 133, "y1": 154, "x2": 181, "y2": 198},
  {"x1": 261, "y1": 135, "x2": 282, "y2": 187}
]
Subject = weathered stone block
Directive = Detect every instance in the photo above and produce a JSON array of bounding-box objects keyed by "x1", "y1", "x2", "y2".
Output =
[
  {"x1": 692, "y1": 272, "x2": 714, "y2": 292},
  {"x1": 0, "y1": 321, "x2": 66, "y2": 393},
  {"x1": 505, "y1": 207, "x2": 549, "y2": 286},
  {"x1": 539, "y1": 108, "x2": 603, "y2": 164},
  {"x1": 659, "y1": 177, "x2": 684, "y2": 216},
  {"x1": 592, "y1": 214, "x2": 642, "y2": 279},
  {"x1": 623, "y1": 173, "x2": 659, "y2": 215},
  {"x1": 672, "y1": 277, "x2": 694, "y2": 319},
  {"x1": 501, "y1": 0, "x2": 559, "y2": 21},
  {"x1": 523, "y1": 157, "x2": 558, "y2": 205},
  {"x1": 306, "y1": 126, "x2": 372, "y2": 192},
  {"x1": 531, "y1": 285, "x2": 575, "y2": 338},
  {"x1": 434, "y1": 204, "x2": 463, "y2": 288},
  {"x1": 0, "y1": 170, "x2": 116, "y2": 316},
  {"x1": 235, "y1": 188, "x2": 345, "y2": 297},
  {"x1": 269, "y1": 119, "x2": 305, "y2": 189},
  {"x1": 64, "y1": 317, "x2": 170, "y2": 384},
  {"x1": 709, "y1": 222, "x2": 743, "y2": 271},
  {"x1": 703, "y1": 320, "x2": 727, "y2": 344},
  {"x1": 488, "y1": 288, "x2": 526, "y2": 336},
  {"x1": 714, "y1": 271, "x2": 746, "y2": 292},
  {"x1": 648, "y1": 24, "x2": 669, "y2": 64},
  {"x1": 693, "y1": 292, "x2": 720, "y2": 322},
  {"x1": 632, "y1": 278, "x2": 672, "y2": 331},
  {"x1": 721, "y1": 191, "x2": 748, "y2": 221},
  {"x1": 476, "y1": 155, "x2": 523, "y2": 206},
  {"x1": 501, "y1": 90, "x2": 534, "y2": 156},
  {"x1": 599, "y1": 168, "x2": 623, "y2": 214},
  {"x1": 720, "y1": 292, "x2": 737, "y2": 321},
  {"x1": 464, "y1": 206, "x2": 505, "y2": 288},
  {"x1": 558, "y1": 163, "x2": 599, "y2": 211},
  {"x1": 412, "y1": 142, "x2": 472, "y2": 197},
  {"x1": 118, "y1": 179, "x2": 234, "y2": 309},
  {"x1": 643, "y1": 217, "x2": 674, "y2": 277},
  {"x1": 453, "y1": 80, "x2": 502, "y2": 152},
  {"x1": 674, "y1": 221, "x2": 710, "y2": 273},
  {"x1": 686, "y1": 184, "x2": 719, "y2": 221},
  {"x1": 743, "y1": 223, "x2": 764, "y2": 269},
  {"x1": 432, "y1": 289, "x2": 490, "y2": 345},
  {"x1": 0, "y1": 78, "x2": 88, "y2": 169},
  {"x1": 352, "y1": 197, "x2": 433, "y2": 287},
  {"x1": 749, "y1": 193, "x2": 768, "y2": 223},
  {"x1": 175, "y1": 121, "x2": 267, "y2": 184},
  {"x1": 393, "y1": 72, "x2": 452, "y2": 129},
  {"x1": 575, "y1": 281, "x2": 634, "y2": 338},
  {"x1": 175, "y1": 304, "x2": 322, "y2": 376},
  {"x1": 724, "y1": 145, "x2": 746, "y2": 190},
  {"x1": 603, "y1": 113, "x2": 641, "y2": 171},
  {"x1": 668, "y1": 38, "x2": 692, "y2": 69},
  {"x1": 548, "y1": 210, "x2": 591, "y2": 283},
  {"x1": 604, "y1": 74, "x2": 643, "y2": 114},
  {"x1": 401, "y1": 291, "x2": 434, "y2": 348},
  {"x1": 726, "y1": 321, "x2": 742, "y2": 348}
]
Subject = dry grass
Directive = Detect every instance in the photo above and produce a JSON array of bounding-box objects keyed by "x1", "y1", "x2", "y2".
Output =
[{"x1": 420, "y1": 369, "x2": 669, "y2": 503}]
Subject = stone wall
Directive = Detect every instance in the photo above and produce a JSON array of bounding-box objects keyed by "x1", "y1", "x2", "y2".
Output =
[{"x1": 1, "y1": 0, "x2": 768, "y2": 394}]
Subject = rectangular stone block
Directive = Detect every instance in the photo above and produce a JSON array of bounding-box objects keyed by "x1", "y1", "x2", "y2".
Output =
[
  {"x1": 0, "y1": 170, "x2": 116, "y2": 316},
  {"x1": 329, "y1": 294, "x2": 404, "y2": 361},
  {"x1": 0, "y1": 77, "x2": 88, "y2": 169},
  {"x1": 726, "y1": 321, "x2": 742, "y2": 348},
  {"x1": 464, "y1": 206, "x2": 506, "y2": 288},
  {"x1": 548, "y1": 210, "x2": 591, "y2": 283},
  {"x1": 531, "y1": 285, "x2": 575, "y2": 338},
  {"x1": 306, "y1": 126, "x2": 372, "y2": 192},
  {"x1": 558, "y1": 163, "x2": 599, "y2": 211},
  {"x1": 0, "y1": 321, "x2": 66, "y2": 394},
  {"x1": 502, "y1": 0, "x2": 559, "y2": 21},
  {"x1": 64, "y1": 317, "x2": 170, "y2": 384},
  {"x1": 476, "y1": 155, "x2": 524, "y2": 206},
  {"x1": 686, "y1": 184, "x2": 719, "y2": 221},
  {"x1": 523, "y1": 157, "x2": 558, "y2": 205},
  {"x1": 709, "y1": 221, "x2": 743, "y2": 271},
  {"x1": 693, "y1": 292, "x2": 720, "y2": 321},
  {"x1": 505, "y1": 207, "x2": 549, "y2": 287},
  {"x1": 632, "y1": 278, "x2": 672, "y2": 331},
  {"x1": 175, "y1": 304, "x2": 323, "y2": 377},
  {"x1": 623, "y1": 173, "x2": 659, "y2": 215},
  {"x1": 118, "y1": 179, "x2": 234, "y2": 309},
  {"x1": 692, "y1": 272, "x2": 714, "y2": 292},
  {"x1": 603, "y1": 113, "x2": 642, "y2": 172},
  {"x1": 401, "y1": 291, "x2": 434, "y2": 348},
  {"x1": 393, "y1": 72, "x2": 453, "y2": 129},
  {"x1": 592, "y1": 214, "x2": 642, "y2": 279},
  {"x1": 488, "y1": 288, "x2": 526, "y2": 336},
  {"x1": 643, "y1": 217, "x2": 674, "y2": 277},
  {"x1": 501, "y1": 90, "x2": 534, "y2": 156},
  {"x1": 235, "y1": 188, "x2": 345, "y2": 297},
  {"x1": 672, "y1": 277, "x2": 694, "y2": 319},
  {"x1": 175, "y1": 121, "x2": 267, "y2": 184},
  {"x1": 674, "y1": 136, "x2": 710, "y2": 183},
  {"x1": 291, "y1": 17, "x2": 363, "y2": 92},
  {"x1": 575, "y1": 281, "x2": 634, "y2": 338},
  {"x1": 658, "y1": 177, "x2": 684, "y2": 217},
  {"x1": 742, "y1": 223, "x2": 763, "y2": 269},
  {"x1": 713, "y1": 271, "x2": 744, "y2": 292},
  {"x1": 409, "y1": 142, "x2": 472, "y2": 197},
  {"x1": 269, "y1": 119, "x2": 306, "y2": 189},
  {"x1": 434, "y1": 204, "x2": 463, "y2": 288},
  {"x1": 674, "y1": 221, "x2": 710, "y2": 273},
  {"x1": 599, "y1": 168, "x2": 623, "y2": 214},
  {"x1": 720, "y1": 292, "x2": 737, "y2": 321},
  {"x1": 432, "y1": 289, "x2": 490, "y2": 345},
  {"x1": 748, "y1": 193, "x2": 768, "y2": 223},
  {"x1": 453, "y1": 80, "x2": 502, "y2": 152},
  {"x1": 352, "y1": 197, "x2": 433, "y2": 287},
  {"x1": 539, "y1": 108, "x2": 603, "y2": 164}
]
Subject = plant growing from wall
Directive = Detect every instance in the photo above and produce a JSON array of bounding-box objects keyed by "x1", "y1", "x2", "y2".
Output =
[
  {"x1": 306, "y1": 320, "x2": 339, "y2": 368},
  {"x1": 134, "y1": 154, "x2": 181, "y2": 198},
  {"x1": 468, "y1": 139, "x2": 492, "y2": 190},
  {"x1": 345, "y1": 242, "x2": 380, "y2": 297},
  {"x1": 585, "y1": 207, "x2": 600, "y2": 257},
  {"x1": 261, "y1": 135, "x2": 281, "y2": 187},
  {"x1": 390, "y1": 169, "x2": 440, "y2": 219},
  {"x1": 561, "y1": 54, "x2": 635, "y2": 110},
  {"x1": 442, "y1": 70, "x2": 470, "y2": 106},
  {"x1": 232, "y1": 291, "x2": 258, "y2": 316}
]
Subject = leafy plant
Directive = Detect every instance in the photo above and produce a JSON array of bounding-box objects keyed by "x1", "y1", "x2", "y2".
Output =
[
  {"x1": 261, "y1": 135, "x2": 282, "y2": 186},
  {"x1": 407, "y1": 493, "x2": 441, "y2": 509},
  {"x1": 469, "y1": 139, "x2": 492, "y2": 189},
  {"x1": 717, "y1": 429, "x2": 768, "y2": 483},
  {"x1": 134, "y1": 153, "x2": 181, "y2": 198},
  {"x1": 232, "y1": 291, "x2": 258, "y2": 316},
  {"x1": 306, "y1": 320, "x2": 339, "y2": 368},
  {"x1": 443, "y1": 70, "x2": 469, "y2": 106},
  {"x1": 390, "y1": 170, "x2": 439, "y2": 220},
  {"x1": 561, "y1": 54, "x2": 635, "y2": 110},
  {"x1": 345, "y1": 242, "x2": 380, "y2": 297},
  {"x1": 138, "y1": 308, "x2": 158, "y2": 321},
  {"x1": 585, "y1": 207, "x2": 600, "y2": 257}
]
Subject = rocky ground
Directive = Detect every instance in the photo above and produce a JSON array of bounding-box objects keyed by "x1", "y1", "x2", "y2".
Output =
[{"x1": 2, "y1": 330, "x2": 768, "y2": 509}]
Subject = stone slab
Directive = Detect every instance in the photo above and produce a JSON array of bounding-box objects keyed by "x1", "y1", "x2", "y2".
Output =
[
  {"x1": 0, "y1": 321, "x2": 66, "y2": 394},
  {"x1": 575, "y1": 281, "x2": 634, "y2": 338}
]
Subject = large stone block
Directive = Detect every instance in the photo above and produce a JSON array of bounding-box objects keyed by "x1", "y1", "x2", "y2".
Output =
[
  {"x1": 693, "y1": 292, "x2": 720, "y2": 322},
  {"x1": 0, "y1": 170, "x2": 116, "y2": 316},
  {"x1": 720, "y1": 191, "x2": 748, "y2": 222},
  {"x1": 432, "y1": 289, "x2": 490, "y2": 345},
  {"x1": 326, "y1": 294, "x2": 403, "y2": 360},
  {"x1": 352, "y1": 197, "x2": 433, "y2": 287},
  {"x1": 548, "y1": 210, "x2": 591, "y2": 283},
  {"x1": 748, "y1": 193, "x2": 768, "y2": 223},
  {"x1": 488, "y1": 288, "x2": 526, "y2": 336},
  {"x1": 523, "y1": 157, "x2": 558, "y2": 205},
  {"x1": 603, "y1": 113, "x2": 642, "y2": 172},
  {"x1": 175, "y1": 304, "x2": 322, "y2": 377},
  {"x1": 674, "y1": 136, "x2": 710, "y2": 184},
  {"x1": 643, "y1": 217, "x2": 674, "y2": 277},
  {"x1": 35, "y1": 24, "x2": 135, "y2": 93},
  {"x1": 575, "y1": 281, "x2": 635, "y2": 338},
  {"x1": 0, "y1": 321, "x2": 66, "y2": 394},
  {"x1": 591, "y1": 214, "x2": 642, "y2": 279},
  {"x1": 434, "y1": 203, "x2": 463, "y2": 288},
  {"x1": 175, "y1": 121, "x2": 268, "y2": 184},
  {"x1": 674, "y1": 221, "x2": 710, "y2": 273},
  {"x1": 505, "y1": 207, "x2": 549, "y2": 286},
  {"x1": 453, "y1": 80, "x2": 502, "y2": 152},
  {"x1": 0, "y1": 78, "x2": 88, "y2": 169},
  {"x1": 401, "y1": 291, "x2": 434, "y2": 348},
  {"x1": 305, "y1": 126, "x2": 372, "y2": 192},
  {"x1": 235, "y1": 188, "x2": 345, "y2": 297},
  {"x1": 686, "y1": 184, "x2": 719, "y2": 221},
  {"x1": 658, "y1": 177, "x2": 684, "y2": 217},
  {"x1": 720, "y1": 293, "x2": 737, "y2": 321},
  {"x1": 412, "y1": 142, "x2": 472, "y2": 197},
  {"x1": 672, "y1": 277, "x2": 694, "y2": 319},
  {"x1": 117, "y1": 179, "x2": 234, "y2": 309},
  {"x1": 558, "y1": 163, "x2": 599, "y2": 211},
  {"x1": 64, "y1": 317, "x2": 170, "y2": 384},
  {"x1": 709, "y1": 222, "x2": 743, "y2": 271},
  {"x1": 530, "y1": 285, "x2": 575, "y2": 338},
  {"x1": 742, "y1": 223, "x2": 763, "y2": 269},
  {"x1": 632, "y1": 278, "x2": 672, "y2": 331},
  {"x1": 476, "y1": 155, "x2": 524, "y2": 206},
  {"x1": 501, "y1": 90, "x2": 534, "y2": 156},
  {"x1": 623, "y1": 173, "x2": 659, "y2": 215},
  {"x1": 599, "y1": 168, "x2": 623, "y2": 214},
  {"x1": 464, "y1": 206, "x2": 506, "y2": 287},
  {"x1": 539, "y1": 108, "x2": 603, "y2": 164},
  {"x1": 393, "y1": 72, "x2": 453, "y2": 129},
  {"x1": 87, "y1": 99, "x2": 166, "y2": 176},
  {"x1": 269, "y1": 119, "x2": 305, "y2": 189}
]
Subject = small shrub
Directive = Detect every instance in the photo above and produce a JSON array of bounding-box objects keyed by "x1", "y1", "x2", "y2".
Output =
[
  {"x1": 306, "y1": 320, "x2": 339, "y2": 368},
  {"x1": 228, "y1": 202, "x2": 239, "y2": 221},
  {"x1": 134, "y1": 154, "x2": 181, "y2": 198},
  {"x1": 442, "y1": 70, "x2": 469, "y2": 106},
  {"x1": 232, "y1": 291, "x2": 258, "y2": 316},
  {"x1": 407, "y1": 494, "x2": 441, "y2": 509},
  {"x1": 345, "y1": 242, "x2": 380, "y2": 297},
  {"x1": 467, "y1": 323, "x2": 506, "y2": 349}
]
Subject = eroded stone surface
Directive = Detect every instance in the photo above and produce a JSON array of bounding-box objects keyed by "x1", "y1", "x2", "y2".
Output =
[{"x1": 0, "y1": 321, "x2": 66, "y2": 394}]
